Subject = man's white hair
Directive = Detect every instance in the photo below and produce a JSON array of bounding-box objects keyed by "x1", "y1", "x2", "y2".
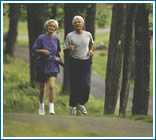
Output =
[
  {"x1": 72, "y1": 15, "x2": 85, "y2": 25},
  {"x1": 44, "y1": 19, "x2": 59, "y2": 30}
]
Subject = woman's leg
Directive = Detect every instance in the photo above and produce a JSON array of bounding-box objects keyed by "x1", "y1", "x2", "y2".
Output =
[
  {"x1": 39, "y1": 82, "x2": 46, "y2": 103},
  {"x1": 47, "y1": 76, "x2": 56, "y2": 114},
  {"x1": 38, "y1": 82, "x2": 46, "y2": 115},
  {"x1": 47, "y1": 76, "x2": 56, "y2": 102}
]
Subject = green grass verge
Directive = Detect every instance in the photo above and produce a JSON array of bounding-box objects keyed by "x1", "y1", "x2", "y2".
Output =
[
  {"x1": 4, "y1": 58, "x2": 104, "y2": 116},
  {"x1": 92, "y1": 50, "x2": 107, "y2": 78}
]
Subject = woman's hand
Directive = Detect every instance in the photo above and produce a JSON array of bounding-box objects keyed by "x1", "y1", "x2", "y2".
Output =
[
  {"x1": 36, "y1": 49, "x2": 50, "y2": 56},
  {"x1": 42, "y1": 50, "x2": 50, "y2": 55},
  {"x1": 55, "y1": 56, "x2": 61, "y2": 61},
  {"x1": 55, "y1": 57, "x2": 64, "y2": 67}
]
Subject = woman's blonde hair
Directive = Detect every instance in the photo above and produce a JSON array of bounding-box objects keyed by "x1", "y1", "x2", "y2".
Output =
[{"x1": 44, "y1": 19, "x2": 59, "y2": 31}]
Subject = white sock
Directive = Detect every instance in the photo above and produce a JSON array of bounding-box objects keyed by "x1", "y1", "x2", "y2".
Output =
[
  {"x1": 39, "y1": 103, "x2": 45, "y2": 110},
  {"x1": 49, "y1": 102, "x2": 55, "y2": 114},
  {"x1": 39, "y1": 103, "x2": 45, "y2": 115}
]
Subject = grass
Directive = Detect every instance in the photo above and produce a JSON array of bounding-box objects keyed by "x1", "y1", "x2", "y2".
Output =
[
  {"x1": 3, "y1": 58, "x2": 152, "y2": 137},
  {"x1": 95, "y1": 28, "x2": 110, "y2": 47},
  {"x1": 92, "y1": 50, "x2": 107, "y2": 78},
  {"x1": 3, "y1": 58, "x2": 153, "y2": 119},
  {"x1": 16, "y1": 21, "x2": 30, "y2": 47},
  {"x1": 129, "y1": 115, "x2": 153, "y2": 123},
  {"x1": 3, "y1": 58, "x2": 104, "y2": 116}
]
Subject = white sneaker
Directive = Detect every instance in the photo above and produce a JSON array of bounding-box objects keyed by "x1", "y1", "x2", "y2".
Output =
[
  {"x1": 49, "y1": 103, "x2": 55, "y2": 115},
  {"x1": 70, "y1": 107, "x2": 77, "y2": 116},
  {"x1": 38, "y1": 103, "x2": 45, "y2": 115},
  {"x1": 77, "y1": 105, "x2": 87, "y2": 115}
]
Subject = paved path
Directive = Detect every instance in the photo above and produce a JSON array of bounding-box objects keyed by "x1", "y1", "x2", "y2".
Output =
[{"x1": 4, "y1": 112, "x2": 153, "y2": 137}]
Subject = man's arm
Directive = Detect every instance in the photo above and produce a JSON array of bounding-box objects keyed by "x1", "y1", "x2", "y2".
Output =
[{"x1": 88, "y1": 40, "x2": 95, "y2": 56}]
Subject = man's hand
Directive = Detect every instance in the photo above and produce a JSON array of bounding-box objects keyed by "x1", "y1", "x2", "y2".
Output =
[
  {"x1": 69, "y1": 44, "x2": 76, "y2": 50},
  {"x1": 88, "y1": 49, "x2": 94, "y2": 57}
]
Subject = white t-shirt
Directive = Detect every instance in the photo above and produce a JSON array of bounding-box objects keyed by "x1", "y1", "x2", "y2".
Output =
[{"x1": 64, "y1": 30, "x2": 94, "y2": 60}]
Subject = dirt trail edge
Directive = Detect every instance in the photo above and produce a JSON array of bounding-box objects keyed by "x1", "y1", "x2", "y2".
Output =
[{"x1": 4, "y1": 113, "x2": 153, "y2": 137}]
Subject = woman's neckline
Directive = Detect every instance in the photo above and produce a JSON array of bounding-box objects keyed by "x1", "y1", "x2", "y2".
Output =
[{"x1": 46, "y1": 33, "x2": 56, "y2": 38}]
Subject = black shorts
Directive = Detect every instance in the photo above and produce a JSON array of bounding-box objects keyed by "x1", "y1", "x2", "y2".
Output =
[{"x1": 36, "y1": 72, "x2": 57, "y2": 83}]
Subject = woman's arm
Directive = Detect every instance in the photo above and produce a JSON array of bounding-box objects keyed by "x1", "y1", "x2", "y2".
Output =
[{"x1": 31, "y1": 36, "x2": 50, "y2": 57}]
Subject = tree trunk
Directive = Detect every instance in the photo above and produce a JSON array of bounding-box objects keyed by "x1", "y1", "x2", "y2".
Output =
[
  {"x1": 104, "y1": 4, "x2": 124, "y2": 114},
  {"x1": 119, "y1": 4, "x2": 134, "y2": 116},
  {"x1": 5, "y1": 4, "x2": 20, "y2": 58},
  {"x1": 132, "y1": 4, "x2": 150, "y2": 115},
  {"x1": 27, "y1": 4, "x2": 49, "y2": 83},
  {"x1": 85, "y1": 4, "x2": 96, "y2": 40},
  {"x1": 63, "y1": 4, "x2": 76, "y2": 93},
  {"x1": 50, "y1": 4, "x2": 57, "y2": 19}
]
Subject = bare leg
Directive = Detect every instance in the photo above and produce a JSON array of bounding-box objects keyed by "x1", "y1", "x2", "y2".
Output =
[
  {"x1": 47, "y1": 77, "x2": 56, "y2": 114},
  {"x1": 39, "y1": 82, "x2": 46, "y2": 103},
  {"x1": 38, "y1": 82, "x2": 46, "y2": 115},
  {"x1": 47, "y1": 77, "x2": 56, "y2": 103}
]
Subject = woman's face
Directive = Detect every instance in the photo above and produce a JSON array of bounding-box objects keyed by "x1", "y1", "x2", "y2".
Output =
[
  {"x1": 47, "y1": 22, "x2": 57, "y2": 34},
  {"x1": 73, "y1": 18, "x2": 84, "y2": 31}
]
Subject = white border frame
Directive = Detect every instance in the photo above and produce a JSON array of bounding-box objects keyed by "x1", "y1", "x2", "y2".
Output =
[{"x1": 1, "y1": 1, "x2": 155, "y2": 139}]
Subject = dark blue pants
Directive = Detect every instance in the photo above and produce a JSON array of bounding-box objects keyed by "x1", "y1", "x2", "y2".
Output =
[{"x1": 69, "y1": 57, "x2": 91, "y2": 107}]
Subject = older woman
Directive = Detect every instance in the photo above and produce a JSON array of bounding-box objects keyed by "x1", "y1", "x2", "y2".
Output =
[
  {"x1": 32, "y1": 19, "x2": 62, "y2": 115},
  {"x1": 64, "y1": 16, "x2": 95, "y2": 115}
]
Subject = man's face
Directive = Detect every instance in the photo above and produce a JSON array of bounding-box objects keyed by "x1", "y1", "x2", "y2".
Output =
[
  {"x1": 73, "y1": 18, "x2": 84, "y2": 30},
  {"x1": 47, "y1": 22, "x2": 56, "y2": 33}
]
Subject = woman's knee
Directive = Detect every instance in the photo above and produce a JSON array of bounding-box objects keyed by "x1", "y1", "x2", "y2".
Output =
[{"x1": 48, "y1": 77, "x2": 56, "y2": 90}]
